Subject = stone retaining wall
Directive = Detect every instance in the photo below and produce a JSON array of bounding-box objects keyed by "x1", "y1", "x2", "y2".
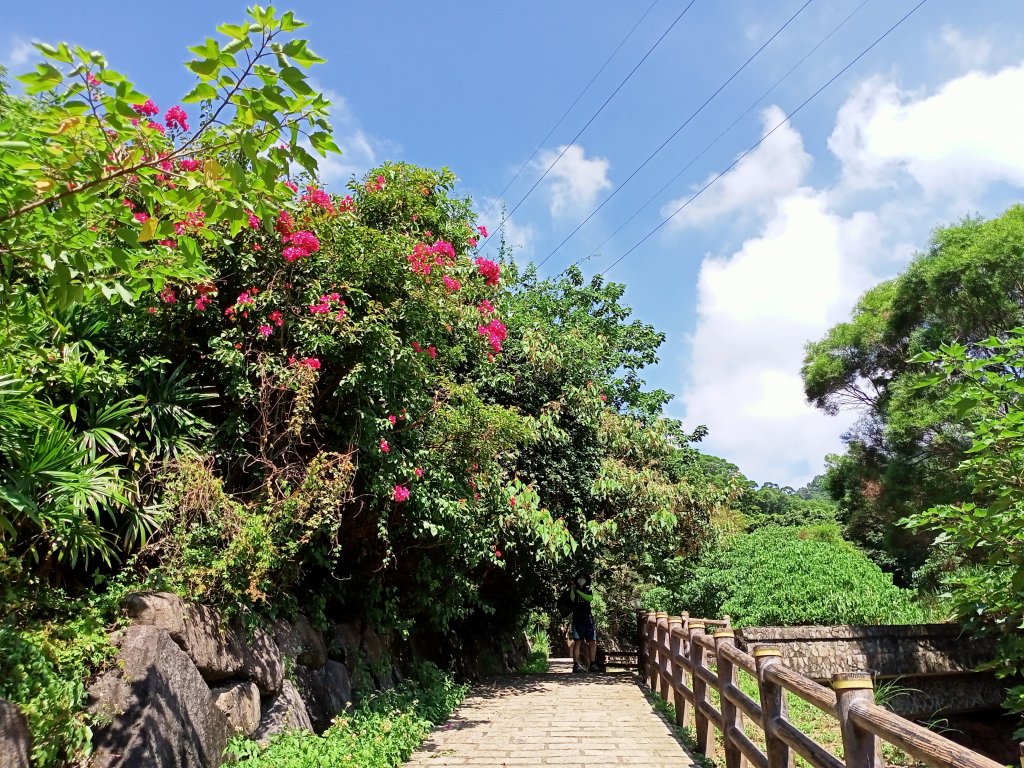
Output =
[{"x1": 734, "y1": 623, "x2": 1005, "y2": 717}]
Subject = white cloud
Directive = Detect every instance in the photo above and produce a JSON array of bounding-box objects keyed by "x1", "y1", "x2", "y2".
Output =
[
  {"x1": 663, "y1": 107, "x2": 812, "y2": 229},
  {"x1": 935, "y1": 25, "x2": 992, "y2": 71},
  {"x1": 3, "y1": 37, "x2": 35, "y2": 69},
  {"x1": 680, "y1": 58, "x2": 1024, "y2": 486},
  {"x1": 309, "y1": 87, "x2": 396, "y2": 188},
  {"x1": 830, "y1": 64, "x2": 1024, "y2": 197},
  {"x1": 682, "y1": 192, "x2": 876, "y2": 486},
  {"x1": 535, "y1": 144, "x2": 611, "y2": 219}
]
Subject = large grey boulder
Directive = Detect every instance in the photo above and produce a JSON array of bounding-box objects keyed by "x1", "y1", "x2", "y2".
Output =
[
  {"x1": 123, "y1": 592, "x2": 246, "y2": 682},
  {"x1": 251, "y1": 680, "x2": 312, "y2": 743},
  {"x1": 328, "y1": 621, "x2": 363, "y2": 665},
  {"x1": 88, "y1": 624, "x2": 230, "y2": 768},
  {"x1": 242, "y1": 625, "x2": 284, "y2": 695},
  {"x1": 295, "y1": 661, "x2": 353, "y2": 732},
  {"x1": 182, "y1": 605, "x2": 246, "y2": 682},
  {"x1": 0, "y1": 699, "x2": 30, "y2": 768},
  {"x1": 273, "y1": 616, "x2": 327, "y2": 669},
  {"x1": 211, "y1": 681, "x2": 261, "y2": 737}
]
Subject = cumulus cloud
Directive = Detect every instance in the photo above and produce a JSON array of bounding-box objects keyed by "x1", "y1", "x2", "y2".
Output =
[
  {"x1": 680, "y1": 59, "x2": 1024, "y2": 486},
  {"x1": 3, "y1": 37, "x2": 35, "y2": 69},
  {"x1": 682, "y1": 193, "x2": 876, "y2": 485},
  {"x1": 663, "y1": 107, "x2": 812, "y2": 230},
  {"x1": 535, "y1": 144, "x2": 611, "y2": 219},
  {"x1": 934, "y1": 25, "x2": 992, "y2": 71},
  {"x1": 309, "y1": 88, "x2": 396, "y2": 188},
  {"x1": 830, "y1": 64, "x2": 1024, "y2": 197}
]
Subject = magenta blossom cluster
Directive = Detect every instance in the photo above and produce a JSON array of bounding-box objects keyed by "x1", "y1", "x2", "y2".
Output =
[
  {"x1": 408, "y1": 239, "x2": 456, "y2": 276},
  {"x1": 478, "y1": 319, "x2": 508, "y2": 354},
  {"x1": 309, "y1": 292, "x2": 345, "y2": 319},
  {"x1": 179, "y1": 158, "x2": 202, "y2": 172},
  {"x1": 442, "y1": 275, "x2": 461, "y2": 293},
  {"x1": 165, "y1": 106, "x2": 188, "y2": 132},
  {"x1": 477, "y1": 299, "x2": 496, "y2": 316},
  {"x1": 302, "y1": 185, "x2": 334, "y2": 214},
  {"x1": 132, "y1": 99, "x2": 159, "y2": 117},
  {"x1": 392, "y1": 485, "x2": 410, "y2": 503},
  {"x1": 474, "y1": 257, "x2": 500, "y2": 287},
  {"x1": 282, "y1": 230, "x2": 320, "y2": 263}
]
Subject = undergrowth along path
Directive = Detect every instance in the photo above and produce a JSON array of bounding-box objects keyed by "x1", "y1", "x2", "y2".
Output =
[{"x1": 405, "y1": 659, "x2": 697, "y2": 767}]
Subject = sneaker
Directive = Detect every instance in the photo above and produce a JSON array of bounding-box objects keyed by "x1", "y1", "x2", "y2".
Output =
[{"x1": 572, "y1": 662, "x2": 586, "y2": 674}]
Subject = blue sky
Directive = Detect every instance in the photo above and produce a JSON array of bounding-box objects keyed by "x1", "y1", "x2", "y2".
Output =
[{"x1": 5, "y1": 1, "x2": 1024, "y2": 487}]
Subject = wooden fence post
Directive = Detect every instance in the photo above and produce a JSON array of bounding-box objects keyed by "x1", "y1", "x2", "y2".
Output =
[
  {"x1": 689, "y1": 621, "x2": 715, "y2": 759},
  {"x1": 656, "y1": 613, "x2": 670, "y2": 700},
  {"x1": 636, "y1": 609, "x2": 647, "y2": 677},
  {"x1": 679, "y1": 612, "x2": 693, "y2": 727},
  {"x1": 647, "y1": 618, "x2": 663, "y2": 696},
  {"x1": 668, "y1": 616, "x2": 685, "y2": 726},
  {"x1": 833, "y1": 672, "x2": 883, "y2": 768},
  {"x1": 754, "y1": 645, "x2": 792, "y2": 768},
  {"x1": 715, "y1": 629, "x2": 743, "y2": 768}
]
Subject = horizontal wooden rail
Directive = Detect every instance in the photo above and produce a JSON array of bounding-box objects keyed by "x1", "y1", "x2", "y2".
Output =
[{"x1": 637, "y1": 611, "x2": 1006, "y2": 768}]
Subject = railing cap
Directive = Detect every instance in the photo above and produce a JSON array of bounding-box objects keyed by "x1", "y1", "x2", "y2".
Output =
[
  {"x1": 831, "y1": 672, "x2": 874, "y2": 691},
  {"x1": 752, "y1": 645, "x2": 782, "y2": 659},
  {"x1": 712, "y1": 629, "x2": 735, "y2": 639}
]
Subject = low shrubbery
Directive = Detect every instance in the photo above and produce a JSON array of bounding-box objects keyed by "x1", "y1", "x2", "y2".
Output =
[
  {"x1": 645, "y1": 525, "x2": 923, "y2": 626},
  {"x1": 223, "y1": 662, "x2": 466, "y2": 768}
]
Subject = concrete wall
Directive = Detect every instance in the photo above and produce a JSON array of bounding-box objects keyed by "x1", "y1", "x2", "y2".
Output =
[{"x1": 734, "y1": 623, "x2": 1005, "y2": 718}]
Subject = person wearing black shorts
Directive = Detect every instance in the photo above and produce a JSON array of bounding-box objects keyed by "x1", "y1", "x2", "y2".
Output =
[{"x1": 570, "y1": 573, "x2": 598, "y2": 673}]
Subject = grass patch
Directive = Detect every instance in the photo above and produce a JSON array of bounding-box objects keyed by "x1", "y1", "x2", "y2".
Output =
[
  {"x1": 517, "y1": 611, "x2": 552, "y2": 674},
  {"x1": 222, "y1": 662, "x2": 466, "y2": 768}
]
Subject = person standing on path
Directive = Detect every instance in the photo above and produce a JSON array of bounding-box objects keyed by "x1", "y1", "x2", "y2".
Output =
[{"x1": 570, "y1": 573, "x2": 598, "y2": 673}]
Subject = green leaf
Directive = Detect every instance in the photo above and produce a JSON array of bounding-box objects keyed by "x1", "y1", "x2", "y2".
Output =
[{"x1": 182, "y1": 82, "x2": 219, "y2": 103}]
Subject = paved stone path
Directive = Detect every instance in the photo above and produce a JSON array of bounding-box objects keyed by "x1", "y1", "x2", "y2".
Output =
[{"x1": 406, "y1": 659, "x2": 697, "y2": 767}]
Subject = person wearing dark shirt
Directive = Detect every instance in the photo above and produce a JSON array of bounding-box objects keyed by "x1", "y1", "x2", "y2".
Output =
[{"x1": 569, "y1": 573, "x2": 597, "y2": 673}]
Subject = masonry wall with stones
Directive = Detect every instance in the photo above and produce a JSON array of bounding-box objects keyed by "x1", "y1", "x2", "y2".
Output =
[{"x1": 734, "y1": 623, "x2": 1005, "y2": 718}]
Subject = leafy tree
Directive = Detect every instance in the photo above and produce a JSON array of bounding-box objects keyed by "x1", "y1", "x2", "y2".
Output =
[
  {"x1": 801, "y1": 206, "x2": 1024, "y2": 580},
  {"x1": 904, "y1": 331, "x2": 1024, "y2": 731}
]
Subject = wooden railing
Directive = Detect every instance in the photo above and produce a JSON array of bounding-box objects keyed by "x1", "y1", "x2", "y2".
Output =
[{"x1": 638, "y1": 611, "x2": 1004, "y2": 768}]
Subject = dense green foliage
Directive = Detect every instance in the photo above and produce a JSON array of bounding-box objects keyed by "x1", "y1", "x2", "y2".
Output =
[
  {"x1": 904, "y1": 332, "x2": 1024, "y2": 729},
  {"x1": 224, "y1": 662, "x2": 466, "y2": 768},
  {"x1": 802, "y1": 205, "x2": 1024, "y2": 582},
  {"x1": 644, "y1": 525, "x2": 922, "y2": 627},
  {"x1": 0, "y1": 11, "x2": 715, "y2": 764}
]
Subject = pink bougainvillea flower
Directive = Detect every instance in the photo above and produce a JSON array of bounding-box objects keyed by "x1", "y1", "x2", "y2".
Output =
[
  {"x1": 442, "y1": 275, "x2": 461, "y2": 293},
  {"x1": 132, "y1": 99, "x2": 159, "y2": 116},
  {"x1": 302, "y1": 185, "x2": 334, "y2": 214},
  {"x1": 258, "y1": 325, "x2": 273, "y2": 337},
  {"x1": 274, "y1": 210, "x2": 294, "y2": 235},
  {"x1": 158, "y1": 238, "x2": 176, "y2": 248},
  {"x1": 379, "y1": 439, "x2": 390, "y2": 453},
  {"x1": 164, "y1": 105, "x2": 189, "y2": 132},
  {"x1": 179, "y1": 158, "x2": 202, "y2": 172},
  {"x1": 411, "y1": 341, "x2": 422, "y2": 353},
  {"x1": 287, "y1": 231, "x2": 320, "y2": 252},
  {"x1": 337, "y1": 195, "x2": 355, "y2": 214},
  {"x1": 147, "y1": 307, "x2": 157, "y2": 314},
  {"x1": 146, "y1": 120, "x2": 165, "y2": 135},
  {"x1": 133, "y1": 211, "x2": 149, "y2": 223},
  {"x1": 159, "y1": 287, "x2": 177, "y2": 304},
  {"x1": 282, "y1": 246, "x2": 307, "y2": 263},
  {"x1": 495, "y1": 548, "x2": 502, "y2": 558},
  {"x1": 427, "y1": 345, "x2": 437, "y2": 359},
  {"x1": 268, "y1": 310, "x2": 284, "y2": 326},
  {"x1": 283, "y1": 180, "x2": 298, "y2": 193},
  {"x1": 477, "y1": 299, "x2": 496, "y2": 316},
  {"x1": 392, "y1": 485, "x2": 410, "y2": 503},
  {"x1": 291, "y1": 356, "x2": 320, "y2": 370},
  {"x1": 509, "y1": 497, "x2": 517, "y2": 506},
  {"x1": 414, "y1": 467, "x2": 424, "y2": 478},
  {"x1": 477, "y1": 225, "x2": 489, "y2": 238},
  {"x1": 236, "y1": 291, "x2": 255, "y2": 306},
  {"x1": 174, "y1": 210, "x2": 206, "y2": 236},
  {"x1": 195, "y1": 295, "x2": 211, "y2": 311},
  {"x1": 86, "y1": 72, "x2": 101, "y2": 87},
  {"x1": 466, "y1": 237, "x2": 477, "y2": 247},
  {"x1": 600, "y1": 393, "x2": 607, "y2": 402},
  {"x1": 388, "y1": 415, "x2": 397, "y2": 426},
  {"x1": 477, "y1": 319, "x2": 508, "y2": 354},
  {"x1": 246, "y1": 211, "x2": 261, "y2": 229},
  {"x1": 474, "y1": 257, "x2": 500, "y2": 287}
]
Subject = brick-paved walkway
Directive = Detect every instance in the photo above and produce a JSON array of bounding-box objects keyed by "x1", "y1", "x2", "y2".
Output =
[{"x1": 406, "y1": 659, "x2": 697, "y2": 767}]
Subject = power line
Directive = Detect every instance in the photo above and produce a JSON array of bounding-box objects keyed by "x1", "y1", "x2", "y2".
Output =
[
  {"x1": 536, "y1": 0, "x2": 815, "y2": 269},
  {"x1": 581, "y1": 0, "x2": 872, "y2": 267},
  {"x1": 479, "y1": 0, "x2": 661, "y2": 221},
  {"x1": 594, "y1": 0, "x2": 929, "y2": 277},
  {"x1": 477, "y1": 0, "x2": 701, "y2": 254}
]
